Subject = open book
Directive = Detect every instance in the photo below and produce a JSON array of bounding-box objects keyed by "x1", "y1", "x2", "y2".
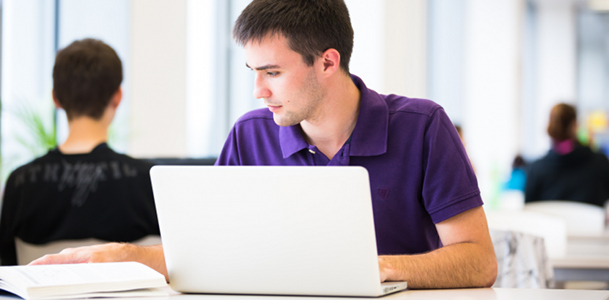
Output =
[{"x1": 0, "y1": 262, "x2": 168, "y2": 299}]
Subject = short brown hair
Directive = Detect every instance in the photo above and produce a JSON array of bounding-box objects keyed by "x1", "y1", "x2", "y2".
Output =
[
  {"x1": 547, "y1": 103, "x2": 577, "y2": 141},
  {"x1": 233, "y1": 0, "x2": 354, "y2": 74},
  {"x1": 53, "y1": 38, "x2": 122, "y2": 120}
]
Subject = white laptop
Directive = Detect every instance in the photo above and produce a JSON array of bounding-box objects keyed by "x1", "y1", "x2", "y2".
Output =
[{"x1": 150, "y1": 166, "x2": 407, "y2": 297}]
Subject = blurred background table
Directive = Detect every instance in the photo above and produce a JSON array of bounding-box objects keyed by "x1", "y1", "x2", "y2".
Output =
[{"x1": 550, "y1": 231, "x2": 609, "y2": 283}]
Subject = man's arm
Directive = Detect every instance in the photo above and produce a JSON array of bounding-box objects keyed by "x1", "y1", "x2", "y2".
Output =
[
  {"x1": 378, "y1": 206, "x2": 497, "y2": 289},
  {"x1": 29, "y1": 243, "x2": 169, "y2": 282}
]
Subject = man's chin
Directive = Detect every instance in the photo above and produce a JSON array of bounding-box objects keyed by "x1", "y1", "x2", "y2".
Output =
[{"x1": 273, "y1": 115, "x2": 299, "y2": 127}]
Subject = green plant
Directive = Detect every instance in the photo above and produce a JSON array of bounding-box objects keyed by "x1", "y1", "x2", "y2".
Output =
[
  {"x1": 0, "y1": 100, "x2": 57, "y2": 183},
  {"x1": 12, "y1": 101, "x2": 57, "y2": 157}
]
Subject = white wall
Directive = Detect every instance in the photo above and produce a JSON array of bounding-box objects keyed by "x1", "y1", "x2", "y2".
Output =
[
  {"x1": 385, "y1": 0, "x2": 427, "y2": 98},
  {"x1": 348, "y1": 0, "x2": 427, "y2": 97}
]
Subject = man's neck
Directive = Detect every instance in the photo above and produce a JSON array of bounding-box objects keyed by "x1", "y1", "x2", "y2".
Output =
[
  {"x1": 59, "y1": 117, "x2": 109, "y2": 154},
  {"x1": 300, "y1": 74, "x2": 361, "y2": 160}
]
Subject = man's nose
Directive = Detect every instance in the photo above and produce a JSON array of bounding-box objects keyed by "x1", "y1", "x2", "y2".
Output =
[{"x1": 253, "y1": 74, "x2": 271, "y2": 99}]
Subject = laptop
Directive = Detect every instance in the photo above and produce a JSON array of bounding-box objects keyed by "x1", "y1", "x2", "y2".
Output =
[{"x1": 150, "y1": 166, "x2": 408, "y2": 297}]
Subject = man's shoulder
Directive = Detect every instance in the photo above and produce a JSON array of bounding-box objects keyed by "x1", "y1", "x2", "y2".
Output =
[
  {"x1": 9, "y1": 147, "x2": 152, "y2": 178},
  {"x1": 354, "y1": 74, "x2": 442, "y2": 117},
  {"x1": 588, "y1": 147, "x2": 609, "y2": 167},
  {"x1": 9, "y1": 151, "x2": 55, "y2": 174},
  {"x1": 110, "y1": 152, "x2": 154, "y2": 170},
  {"x1": 382, "y1": 94, "x2": 443, "y2": 117},
  {"x1": 234, "y1": 108, "x2": 275, "y2": 127},
  {"x1": 528, "y1": 151, "x2": 559, "y2": 173},
  {"x1": 4, "y1": 151, "x2": 58, "y2": 188}
]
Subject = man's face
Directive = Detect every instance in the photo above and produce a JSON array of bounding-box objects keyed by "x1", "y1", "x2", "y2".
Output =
[{"x1": 245, "y1": 34, "x2": 325, "y2": 127}]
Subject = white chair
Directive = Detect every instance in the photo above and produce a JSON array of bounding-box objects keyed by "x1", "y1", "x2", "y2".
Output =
[
  {"x1": 486, "y1": 209, "x2": 566, "y2": 288},
  {"x1": 15, "y1": 235, "x2": 162, "y2": 265},
  {"x1": 524, "y1": 201, "x2": 605, "y2": 236},
  {"x1": 486, "y1": 209, "x2": 567, "y2": 258}
]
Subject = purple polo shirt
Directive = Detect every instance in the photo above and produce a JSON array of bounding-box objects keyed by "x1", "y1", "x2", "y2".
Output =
[{"x1": 216, "y1": 75, "x2": 482, "y2": 255}]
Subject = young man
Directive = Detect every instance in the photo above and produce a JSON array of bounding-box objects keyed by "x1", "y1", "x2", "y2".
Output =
[
  {"x1": 31, "y1": 1, "x2": 497, "y2": 289},
  {"x1": 0, "y1": 39, "x2": 160, "y2": 265}
]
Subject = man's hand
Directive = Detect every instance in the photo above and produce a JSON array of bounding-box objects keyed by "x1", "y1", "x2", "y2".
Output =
[
  {"x1": 378, "y1": 256, "x2": 397, "y2": 283},
  {"x1": 29, "y1": 243, "x2": 169, "y2": 282},
  {"x1": 29, "y1": 243, "x2": 132, "y2": 265}
]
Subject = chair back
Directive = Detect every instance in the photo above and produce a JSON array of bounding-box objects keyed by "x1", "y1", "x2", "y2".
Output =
[
  {"x1": 524, "y1": 201, "x2": 605, "y2": 236},
  {"x1": 486, "y1": 209, "x2": 566, "y2": 258}
]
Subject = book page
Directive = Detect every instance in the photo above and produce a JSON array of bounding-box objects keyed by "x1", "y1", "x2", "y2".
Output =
[
  {"x1": 1, "y1": 262, "x2": 163, "y2": 287},
  {"x1": 0, "y1": 262, "x2": 167, "y2": 299},
  {"x1": 33, "y1": 288, "x2": 169, "y2": 300}
]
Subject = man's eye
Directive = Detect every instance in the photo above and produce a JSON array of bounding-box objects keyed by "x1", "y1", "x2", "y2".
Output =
[{"x1": 267, "y1": 72, "x2": 279, "y2": 77}]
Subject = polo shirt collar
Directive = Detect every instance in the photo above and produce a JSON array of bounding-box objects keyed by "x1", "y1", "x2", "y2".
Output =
[
  {"x1": 348, "y1": 75, "x2": 388, "y2": 156},
  {"x1": 278, "y1": 74, "x2": 389, "y2": 159},
  {"x1": 279, "y1": 123, "x2": 309, "y2": 159}
]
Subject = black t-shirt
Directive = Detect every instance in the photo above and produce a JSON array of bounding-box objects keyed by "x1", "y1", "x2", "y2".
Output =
[
  {"x1": 525, "y1": 144, "x2": 609, "y2": 207},
  {"x1": 0, "y1": 143, "x2": 160, "y2": 265}
]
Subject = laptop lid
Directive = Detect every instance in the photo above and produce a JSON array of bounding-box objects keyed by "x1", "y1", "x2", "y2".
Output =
[{"x1": 151, "y1": 166, "x2": 407, "y2": 297}]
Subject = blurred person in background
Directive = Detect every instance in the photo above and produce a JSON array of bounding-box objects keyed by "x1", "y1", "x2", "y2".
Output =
[
  {"x1": 0, "y1": 38, "x2": 160, "y2": 265},
  {"x1": 504, "y1": 155, "x2": 527, "y2": 192},
  {"x1": 525, "y1": 103, "x2": 609, "y2": 207}
]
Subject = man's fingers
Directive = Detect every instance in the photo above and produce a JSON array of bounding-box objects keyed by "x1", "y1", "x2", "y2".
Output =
[
  {"x1": 28, "y1": 243, "x2": 127, "y2": 266},
  {"x1": 29, "y1": 248, "x2": 95, "y2": 265},
  {"x1": 29, "y1": 253, "x2": 70, "y2": 265},
  {"x1": 59, "y1": 248, "x2": 77, "y2": 254}
]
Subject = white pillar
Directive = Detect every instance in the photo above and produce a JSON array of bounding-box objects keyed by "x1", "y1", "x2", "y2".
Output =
[
  {"x1": 428, "y1": 0, "x2": 466, "y2": 123},
  {"x1": 129, "y1": 0, "x2": 187, "y2": 157},
  {"x1": 464, "y1": 0, "x2": 523, "y2": 204},
  {"x1": 382, "y1": 0, "x2": 427, "y2": 98}
]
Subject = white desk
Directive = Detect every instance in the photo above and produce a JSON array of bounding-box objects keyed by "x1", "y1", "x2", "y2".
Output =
[
  {"x1": 5, "y1": 287, "x2": 607, "y2": 300},
  {"x1": 389, "y1": 288, "x2": 609, "y2": 300},
  {"x1": 550, "y1": 234, "x2": 609, "y2": 282}
]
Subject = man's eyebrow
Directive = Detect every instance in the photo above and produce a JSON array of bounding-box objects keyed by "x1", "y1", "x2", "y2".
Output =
[{"x1": 245, "y1": 63, "x2": 281, "y2": 71}]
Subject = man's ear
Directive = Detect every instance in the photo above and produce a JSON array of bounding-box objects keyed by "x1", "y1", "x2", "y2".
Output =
[
  {"x1": 320, "y1": 48, "x2": 341, "y2": 77},
  {"x1": 52, "y1": 90, "x2": 63, "y2": 109},
  {"x1": 110, "y1": 87, "x2": 123, "y2": 109}
]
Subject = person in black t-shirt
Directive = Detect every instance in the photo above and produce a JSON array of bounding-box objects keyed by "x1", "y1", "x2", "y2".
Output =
[
  {"x1": 0, "y1": 39, "x2": 160, "y2": 265},
  {"x1": 525, "y1": 103, "x2": 609, "y2": 207}
]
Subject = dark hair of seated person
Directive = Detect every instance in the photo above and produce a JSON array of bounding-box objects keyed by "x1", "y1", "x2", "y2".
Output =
[
  {"x1": 53, "y1": 38, "x2": 123, "y2": 121},
  {"x1": 547, "y1": 103, "x2": 577, "y2": 142}
]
